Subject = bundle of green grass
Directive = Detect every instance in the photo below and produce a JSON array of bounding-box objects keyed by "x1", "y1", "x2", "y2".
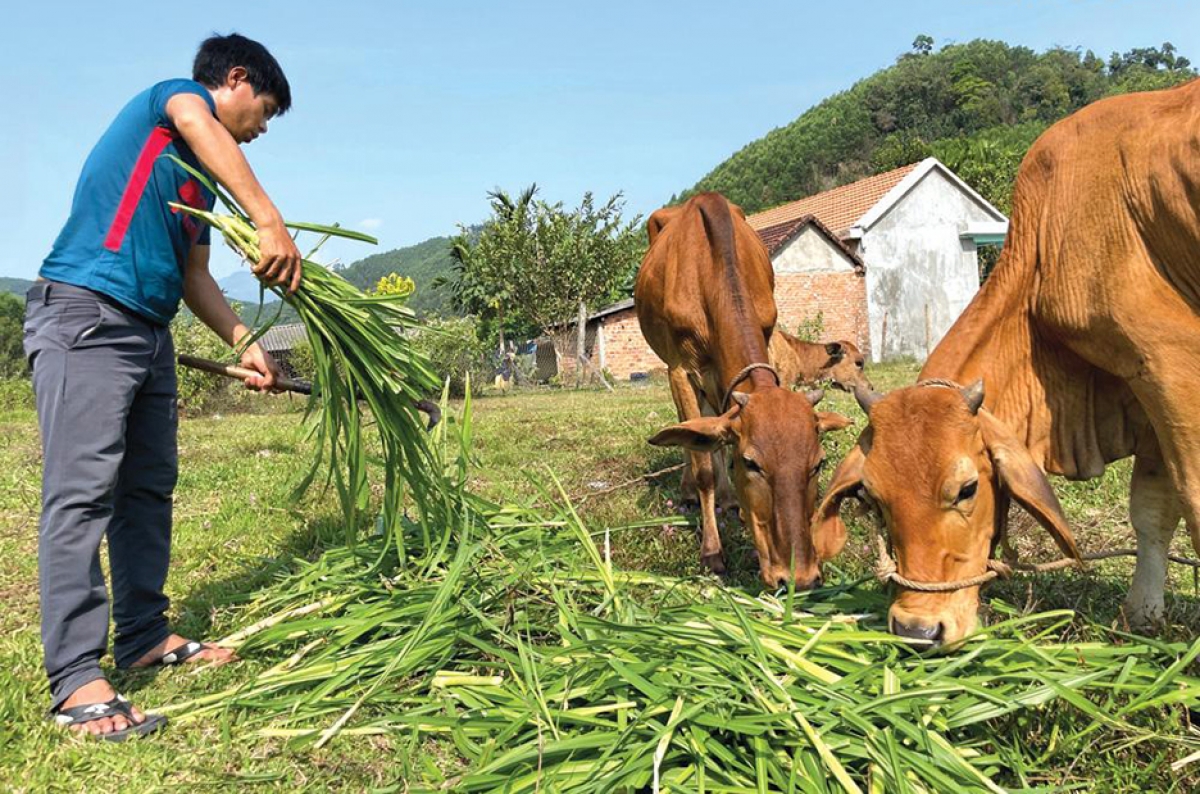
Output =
[{"x1": 173, "y1": 181, "x2": 1200, "y2": 792}]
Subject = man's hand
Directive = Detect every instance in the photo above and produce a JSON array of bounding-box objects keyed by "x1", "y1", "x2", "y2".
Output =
[
  {"x1": 254, "y1": 222, "x2": 303, "y2": 294},
  {"x1": 239, "y1": 343, "x2": 283, "y2": 392}
]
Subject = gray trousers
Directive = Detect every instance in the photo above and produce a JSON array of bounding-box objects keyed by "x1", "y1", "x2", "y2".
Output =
[{"x1": 24, "y1": 281, "x2": 178, "y2": 710}]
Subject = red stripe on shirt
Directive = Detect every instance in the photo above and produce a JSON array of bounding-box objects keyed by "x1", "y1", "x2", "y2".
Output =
[{"x1": 103, "y1": 126, "x2": 176, "y2": 252}]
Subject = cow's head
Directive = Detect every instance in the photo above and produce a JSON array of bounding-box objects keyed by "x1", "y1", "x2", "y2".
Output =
[
  {"x1": 812, "y1": 381, "x2": 1080, "y2": 647},
  {"x1": 650, "y1": 388, "x2": 851, "y2": 589},
  {"x1": 819, "y1": 340, "x2": 873, "y2": 394}
]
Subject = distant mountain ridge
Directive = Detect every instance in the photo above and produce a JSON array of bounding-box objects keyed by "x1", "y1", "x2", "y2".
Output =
[{"x1": 1, "y1": 277, "x2": 34, "y2": 297}]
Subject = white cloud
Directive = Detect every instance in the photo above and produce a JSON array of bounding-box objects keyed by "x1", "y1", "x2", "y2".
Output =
[{"x1": 358, "y1": 218, "x2": 384, "y2": 231}]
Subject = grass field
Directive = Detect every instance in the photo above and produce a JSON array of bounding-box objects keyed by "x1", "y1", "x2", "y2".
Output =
[{"x1": 1, "y1": 363, "x2": 1198, "y2": 791}]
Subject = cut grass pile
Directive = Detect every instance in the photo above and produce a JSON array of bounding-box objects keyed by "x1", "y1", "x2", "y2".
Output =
[
  {"x1": 158, "y1": 194, "x2": 1200, "y2": 790},
  {"x1": 153, "y1": 399, "x2": 1200, "y2": 792}
]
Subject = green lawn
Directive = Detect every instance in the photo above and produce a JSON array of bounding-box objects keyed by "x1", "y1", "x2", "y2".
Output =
[{"x1": 0, "y1": 364, "x2": 1197, "y2": 791}]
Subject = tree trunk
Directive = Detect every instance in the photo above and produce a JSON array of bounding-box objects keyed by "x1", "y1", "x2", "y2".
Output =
[{"x1": 575, "y1": 301, "x2": 587, "y2": 389}]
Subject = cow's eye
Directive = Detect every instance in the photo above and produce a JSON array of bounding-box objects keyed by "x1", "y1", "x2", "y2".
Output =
[
  {"x1": 856, "y1": 360, "x2": 865, "y2": 370},
  {"x1": 742, "y1": 456, "x2": 763, "y2": 474},
  {"x1": 955, "y1": 480, "x2": 978, "y2": 503}
]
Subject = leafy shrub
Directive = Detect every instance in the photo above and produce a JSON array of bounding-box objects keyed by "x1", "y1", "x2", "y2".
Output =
[
  {"x1": 409, "y1": 316, "x2": 492, "y2": 397},
  {"x1": 0, "y1": 377, "x2": 33, "y2": 412},
  {"x1": 287, "y1": 338, "x2": 315, "y2": 379},
  {"x1": 793, "y1": 311, "x2": 826, "y2": 342},
  {"x1": 171, "y1": 310, "x2": 242, "y2": 412},
  {"x1": 0, "y1": 292, "x2": 27, "y2": 380}
]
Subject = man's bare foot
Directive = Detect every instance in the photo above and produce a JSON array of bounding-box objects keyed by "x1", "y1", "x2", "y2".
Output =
[
  {"x1": 57, "y1": 679, "x2": 144, "y2": 738},
  {"x1": 130, "y1": 634, "x2": 237, "y2": 668}
]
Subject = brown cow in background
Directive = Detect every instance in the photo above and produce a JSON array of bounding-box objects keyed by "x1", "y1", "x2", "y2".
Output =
[
  {"x1": 815, "y1": 80, "x2": 1200, "y2": 645},
  {"x1": 635, "y1": 193, "x2": 850, "y2": 588},
  {"x1": 768, "y1": 331, "x2": 872, "y2": 393}
]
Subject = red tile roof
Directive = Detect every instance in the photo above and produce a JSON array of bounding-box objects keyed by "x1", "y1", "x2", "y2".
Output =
[
  {"x1": 756, "y1": 215, "x2": 864, "y2": 273},
  {"x1": 746, "y1": 162, "x2": 920, "y2": 237}
]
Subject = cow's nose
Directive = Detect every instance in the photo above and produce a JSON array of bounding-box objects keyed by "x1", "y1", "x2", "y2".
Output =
[
  {"x1": 890, "y1": 617, "x2": 944, "y2": 646},
  {"x1": 777, "y1": 574, "x2": 822, "y2": 591}
]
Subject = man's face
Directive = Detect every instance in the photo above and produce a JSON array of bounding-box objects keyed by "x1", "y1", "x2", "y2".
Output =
[{"x1": 216, "y1": 69, "x2": 280, "y2": 145}]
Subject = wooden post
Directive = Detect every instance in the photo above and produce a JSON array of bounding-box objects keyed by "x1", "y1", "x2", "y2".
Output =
[
  {"x1": 880, "y1": 310, "x2": 889, "y2": 362},
  {"x1": 924, "y1": 303, "x2": 932, "y2": 359}
]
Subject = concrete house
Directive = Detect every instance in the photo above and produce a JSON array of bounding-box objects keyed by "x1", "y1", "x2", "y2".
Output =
[{"x1": 747, "y1": 157, "x2": 1008, "y2": 361}]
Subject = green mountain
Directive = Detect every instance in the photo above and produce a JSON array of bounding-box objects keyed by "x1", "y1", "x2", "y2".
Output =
[
  {"x1": 682, "y1": 39, "x2": 1195, "y2": 215},
  {"x1": 228, "y1": 234, "x2": 460, "y2": 329},
  {"x1": 1, "y1": 277, "x2": 34, "y2": 297},
  {"x1": 336, "y1": 234, "x2": 456, "y2": 316}
]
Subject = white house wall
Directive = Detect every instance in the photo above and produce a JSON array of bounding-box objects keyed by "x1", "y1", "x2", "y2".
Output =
[
  {"x1": 861, "y1": 169, "x2": 997, "y2": 362},
  {"x1": 773, "y1": 227, "x2": 857, "y2": 274}
]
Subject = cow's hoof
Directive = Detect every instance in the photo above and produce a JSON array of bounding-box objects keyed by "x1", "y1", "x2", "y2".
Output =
[{"x1": 701, "y1": 553, "x2": 727, "y2": 575}]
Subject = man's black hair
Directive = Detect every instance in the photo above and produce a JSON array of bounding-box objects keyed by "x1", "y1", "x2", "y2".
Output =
[{"x1": 193, "y1": 33, "x2": 292, "y2": 115}]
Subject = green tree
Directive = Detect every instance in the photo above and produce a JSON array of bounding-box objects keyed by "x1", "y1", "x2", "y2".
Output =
[
  {"x1": 443, "y1": 186, "x2": 642, "y2": 386},
  {"x1": 0, "y1": 292, "x2": 26, "y2": 379}
]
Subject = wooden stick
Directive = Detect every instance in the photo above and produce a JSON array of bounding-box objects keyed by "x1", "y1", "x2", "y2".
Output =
[{"x1": 178, "y1": 354, "x2": 313, "y2": 395}]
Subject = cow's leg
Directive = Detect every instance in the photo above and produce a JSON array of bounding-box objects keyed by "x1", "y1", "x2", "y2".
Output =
[
  {"x1": 667, "y1": 367, "x2": 725, "y2": 573},
  {"x1": 1122, "y1": 346, "x2": 1200, "y2": 560},
  {"x1": 679, "y1": 459, "x2": 698, "y2": 505},
  {"x1": 1126, "y1": 449, "x2": 1182, "y2": 633},
  {"x1": 712, "y1": 449, "x2": 738, "y2": 512}
]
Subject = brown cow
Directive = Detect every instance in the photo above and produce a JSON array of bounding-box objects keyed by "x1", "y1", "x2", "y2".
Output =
[
  {"x1": 815, "y1": 81, "x2": 1200, "y2": 646},
  {"x1": 768, "y1": 330, "x2": 872, "y2": 393},
  {"x1": 635, "y1": 193, "x2": 850, "y2": 588}
]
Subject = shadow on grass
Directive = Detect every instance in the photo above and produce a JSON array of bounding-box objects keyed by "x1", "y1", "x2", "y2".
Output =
[{"x1": 109, "y1": 512, "x2": 345, "y2": 697}]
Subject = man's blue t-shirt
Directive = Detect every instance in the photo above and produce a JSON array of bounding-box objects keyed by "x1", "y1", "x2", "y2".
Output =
[{"x1": 40, "y1": 79, "x2": 218, "y2": 325}]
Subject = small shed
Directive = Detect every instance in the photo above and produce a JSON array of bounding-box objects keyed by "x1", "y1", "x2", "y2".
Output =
[
  {"x1": 257, "y1": 322, "x2": 308, "y2": 377},
  {"x1": 756, "y1": 214, "x2": 868, "y2": 352}
]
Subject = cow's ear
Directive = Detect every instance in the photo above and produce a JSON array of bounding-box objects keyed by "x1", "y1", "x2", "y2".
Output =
[
  {"x1": 824, "y1": 341, "x2": 845, "y2": 362},
  {"x1": 648, "y1": 415, "x2": 737, "y2": 452},
  {"x1": 816, "y1": 411, "x2": 853, "y2": 434},
  {"x1": 812, "y1": 444, "x2": 865, "y2": 560},
  {"x1": 979, "y1": 411, "x2": 1080, "y2": 561},
  {"x1": 647, "y1": 206, "x2": 683, "y2": 246}
]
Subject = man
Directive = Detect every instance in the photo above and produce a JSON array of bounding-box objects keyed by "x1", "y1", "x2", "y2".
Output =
[{"x1": 24, "y1": 33, "x2": 301, "y2": 740}]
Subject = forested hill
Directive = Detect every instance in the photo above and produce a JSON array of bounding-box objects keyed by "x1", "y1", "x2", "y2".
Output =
[
  {"x1": 1, "y1": 277, "x2": 34, "y2": 297},
  {"x1": 335, "y1": 234, "x2": 456, "y2": 316},
  {"x1": 681, "y1": 39, "x2": 1195, "y2": 215}
]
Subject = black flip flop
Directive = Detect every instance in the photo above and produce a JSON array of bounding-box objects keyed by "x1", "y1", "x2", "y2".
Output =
[
  {"x1": 51, "y1": 694, "x2": 167, "y2": 742},
  {"x1": 158, "y1": 640, "x2": 211, "y2": 665}
]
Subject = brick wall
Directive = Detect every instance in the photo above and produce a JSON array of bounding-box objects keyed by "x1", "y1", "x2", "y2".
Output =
[
  {"x1": 599, "y1": 310, "x2": 667, "y2": 380},
  {"x1": 774, "y1": 271, "x2": 869, "y2": 355},
  {"x1": 576, "y1": 270, "x2": 869, "y2": 381}
]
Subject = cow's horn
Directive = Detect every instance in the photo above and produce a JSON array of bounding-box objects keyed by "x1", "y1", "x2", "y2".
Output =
[
  {"x1": 855, "y1": 385, "x2": 883, "y2": 416},
  {"x1": 961, "y1": 380, "x2": 985, "y2": 415},
  {"x1": 805, "y1": 389, "x2": 824, "y2": 406},
  {"x1": 731, "y1": 391, "x2": 750, "y2": 408}
]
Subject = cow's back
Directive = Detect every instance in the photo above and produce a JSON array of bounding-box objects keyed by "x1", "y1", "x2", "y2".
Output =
[{"x1": 634, "y1": 193, "x2": 777, "y2": 372}]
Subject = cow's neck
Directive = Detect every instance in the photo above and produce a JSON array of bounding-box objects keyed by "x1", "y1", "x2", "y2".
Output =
[
  {"x1": 709, "y1": 313, "x2": 777, "y2": 402},
  {"x1": 920, "y1": 251, "x2": 1142, "y2": 478}
]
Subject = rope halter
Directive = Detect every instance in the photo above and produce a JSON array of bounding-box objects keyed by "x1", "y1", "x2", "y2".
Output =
[{"x1": 720, "y1": 363, "x2": 780, "y2": 414}]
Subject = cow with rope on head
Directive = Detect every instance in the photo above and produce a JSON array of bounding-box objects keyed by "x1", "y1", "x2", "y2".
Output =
[
  {"x1": 814, "y1": 82, "x2": 1200, "y2": 647},
  {"x1": 635, "y1": 193, "x2": 851, "y2": 589}
]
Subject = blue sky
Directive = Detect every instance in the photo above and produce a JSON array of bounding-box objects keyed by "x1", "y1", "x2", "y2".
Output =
[{"x1": 3, "y1": 0, "x2": 1198, "y2": 280}]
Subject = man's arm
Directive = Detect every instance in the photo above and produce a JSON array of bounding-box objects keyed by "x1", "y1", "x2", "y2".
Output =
[
  {"x1": 166, "y1": 93, "x2": 302, "y2": 294},
  {"x1": 183, "y1": 244, "x2": 282, "y2": 391}
]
